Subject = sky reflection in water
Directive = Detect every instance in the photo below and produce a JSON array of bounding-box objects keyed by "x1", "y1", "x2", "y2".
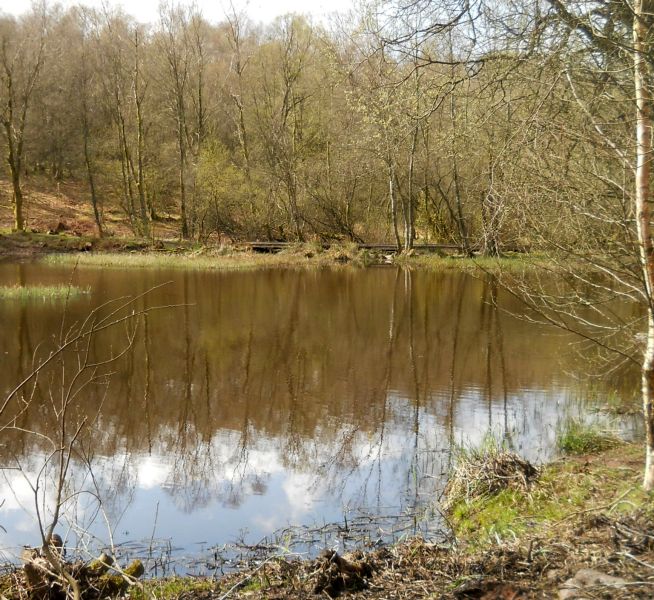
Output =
[{"x1": 0, "y1": 264, "x2": 637, "y2": 568}]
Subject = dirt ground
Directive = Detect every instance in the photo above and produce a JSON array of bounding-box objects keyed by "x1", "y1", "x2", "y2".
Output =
[
  {"x1": 0, "y1": 177, "x2": 179, "y2": 242},
  {"x1": 142, "y1": 511, "x2": 654, "y2": 599}
]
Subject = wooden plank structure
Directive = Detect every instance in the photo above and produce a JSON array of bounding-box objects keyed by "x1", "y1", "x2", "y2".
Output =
[{"x1": 242, "y1": 241, "x2": 465, "y2": 253}]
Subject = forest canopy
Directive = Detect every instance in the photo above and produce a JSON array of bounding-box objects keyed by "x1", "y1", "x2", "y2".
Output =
[{"x1": 1, "y1": 0, "x2": 639, "y2": 256}]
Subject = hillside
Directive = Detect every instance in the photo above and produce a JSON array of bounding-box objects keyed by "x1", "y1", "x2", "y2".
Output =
[{"x1": 0, "y1": 177, "x2": 178, "y2": 241}]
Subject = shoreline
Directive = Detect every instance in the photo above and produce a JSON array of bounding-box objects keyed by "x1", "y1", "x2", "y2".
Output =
[
  {"x1": 135, "y1": 442, "x2": 651, "y2": 599},
  {"x1": 2, "y1": 443, "x2": 650, "y2": 599},
  {"x1": 0, "y1": 232, "x2": 648, "y2": 598},
  {"x1": 0, "y1": 230, "x2": 540, "y2": 273}
]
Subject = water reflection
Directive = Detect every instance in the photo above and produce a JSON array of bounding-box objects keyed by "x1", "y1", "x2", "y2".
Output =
[{"x1": 0, "y1": 263, "x2": 637, "y2": 566}]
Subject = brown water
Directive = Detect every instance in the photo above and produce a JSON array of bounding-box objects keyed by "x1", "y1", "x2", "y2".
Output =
[{"x1": 0, "y1": 263, "x2": 638, "y2": 571}]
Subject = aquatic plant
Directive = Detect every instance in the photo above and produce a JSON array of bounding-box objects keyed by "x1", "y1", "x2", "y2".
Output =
[{"x1": 0, "y1": 284, "x2": 90, "y2": 300}]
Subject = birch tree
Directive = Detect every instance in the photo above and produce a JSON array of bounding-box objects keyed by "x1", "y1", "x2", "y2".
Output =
[
  {"x1": 631, "y1": 0, "x2": 654, "y2": 489},
  {"x1": 379, "y1": 0, "x2": 654, "y2": 488},
  {"x1": 519, "y1": 0, "x2": 654, "y2": 489}
]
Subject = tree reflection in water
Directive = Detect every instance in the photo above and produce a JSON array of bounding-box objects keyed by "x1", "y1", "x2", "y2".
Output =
[{"x1": 0, "y1": 264, "x2": 638, "y2": 564}]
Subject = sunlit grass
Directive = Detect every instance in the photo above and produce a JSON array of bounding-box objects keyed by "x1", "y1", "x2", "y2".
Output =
[
  {"x1": 30, "y1": 238, "x2": 560, "y2": 273},
  {"x1": 448, "y1": 442, "x2": 647, "y2": 551},
  {"x1": 556, "y1": 418, "x2": 624, "y2": 455},
  {"x1": 399, "y1": 252, "x2": 551, "y2": 273},
  {"x1": 40, "y1": 242, "x2": 375, "y2": 270},
  {"x1": 0, "y1": 284, "x2": 90, "y2": 300},
  {"x1": 42, "y1": 250, "x2": 315, "y2": 270}
]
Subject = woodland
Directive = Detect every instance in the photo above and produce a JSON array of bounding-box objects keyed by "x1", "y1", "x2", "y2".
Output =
[{"x1": 0, "y1": 0, "x2": 636, "y2": 253}]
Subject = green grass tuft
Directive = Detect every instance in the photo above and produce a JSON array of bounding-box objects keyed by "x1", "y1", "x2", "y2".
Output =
[
  {"x1": 0, "y1": 284, "x2": 90, "y2": 301},
  {"x1": 129, "y1": 577, "x2": 216, "y2": 599},
  {"x1": 448, "y1": 443, "x2": 647, "y2": 551},
  {"x1": 556, "y1": 418, "x2": 623, "y2": 455},
  {"x1": 444, "y1": 433, "x2": 539, "y2": 514}
]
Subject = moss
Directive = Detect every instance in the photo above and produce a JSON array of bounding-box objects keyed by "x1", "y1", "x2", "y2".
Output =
[
  {"x1": 84, "y1": 553, "x2": 113, "y2": 577},
  {"x1": 451, "y1": 489, "x2": 523, "y2": 540},
  {"x1": 92, "y1": 560, "x2": 144, "y2": 596},
  {"x1": 240, "y1": 577, "x2": 269, "y2": 593},
  {"x1": 130, "y1": 576, "x2": 216, "y2": 599}
]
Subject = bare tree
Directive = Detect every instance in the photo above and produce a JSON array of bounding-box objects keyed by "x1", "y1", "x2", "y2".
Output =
[
  {"x1": 631, "y1": 0, "x2": 654, "y2": 489},
  {"x1": 159, "y1": 3, "x2": 195, "y2": 239},
  {"x1": 1, "y1": 285, "x2": 176, "y2": 598},
  {"x1": 0, "y1": 7, "x2": 46, "y2": 231}
]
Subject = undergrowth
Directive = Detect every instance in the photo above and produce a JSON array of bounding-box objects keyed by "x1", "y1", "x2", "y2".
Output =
[
  {"x1": 447, "y1": 442, "x2": 646, "y2": 551},
  {"x1": 556, "y1": 418, "x2": 623, "y2": 455}
]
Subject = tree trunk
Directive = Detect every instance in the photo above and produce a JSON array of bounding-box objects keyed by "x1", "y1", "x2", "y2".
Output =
[
  {"x1": 633, "y1": 0, "x2": 654, "y2": 490},
  {"x1": 10, "y1": 164, "x2": 24, "y2": 232},
  {"x1": 177, "y1": 112, "x2": 189, "y2": 240},
  {"x1": 82, "y1": 120, "x2": 103, "y2": 237},
  {"x1": 450, "y1": 93, "x2": 471, "y2": 256},
  {"x1": 642, "y1": 317, "x2": 654, "y2": 490},
  {"x1": 133, "y1": 34, "x2": 149, "y2": 238},
  {"x1": 388, "y1": 160, "x2": 401, "y2": 251},
  {"x1": 405, "y1": 125, "x2": 418, "y2": 251},
  {"x1": 4, "y1": 100, "x2": 25, "y2": 231},
  {"x1": 117, "y1": 119, "x2": 137, "y2": 230}
]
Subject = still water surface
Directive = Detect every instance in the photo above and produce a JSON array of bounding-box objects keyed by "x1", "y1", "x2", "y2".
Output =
[{"x1": 0, "y1": 263, "x2": 637, "y2": 570}]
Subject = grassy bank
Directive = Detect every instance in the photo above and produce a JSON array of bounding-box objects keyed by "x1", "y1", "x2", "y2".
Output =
[
  {"x1": 396, "y1": 251, "x2": 542, "y2": 272},
  {"x1": 42, "y1": 249, "x2": 312, "y2": 271},
  {"x1": 449, "y1": 442, "x2": 647, "y2": 547},
  {"x1": 0, "y1": 229, "x2": 552, "y2": 273},
  {"x1": 40, "y1": 244, "x2": 373, "y2": 270}
]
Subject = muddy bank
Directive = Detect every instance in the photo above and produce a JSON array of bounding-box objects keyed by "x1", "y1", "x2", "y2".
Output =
[{"x1": 175, "y1": 443, "x2": 651, "y2": 599}]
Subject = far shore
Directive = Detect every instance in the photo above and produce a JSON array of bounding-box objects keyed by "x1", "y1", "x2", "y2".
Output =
[{"x1": 0, "y1": 230, "x2": 544, "y2": 274}]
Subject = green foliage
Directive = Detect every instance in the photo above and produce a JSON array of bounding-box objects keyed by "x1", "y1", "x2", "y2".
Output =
[
  {"x1": 556, "y1": 419, "x2": 623, "y2": 455},
  {"x1": 196, "y1": 141, "x2": 249, "y2": 239},
  {"x1": 449, "y1": 443, "x2": 648, "y2": 551}
]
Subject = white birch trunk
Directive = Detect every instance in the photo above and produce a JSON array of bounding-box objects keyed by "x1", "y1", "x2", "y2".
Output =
[{"x1": 633, "y1": 1, "x2": 654, "y2": 490}]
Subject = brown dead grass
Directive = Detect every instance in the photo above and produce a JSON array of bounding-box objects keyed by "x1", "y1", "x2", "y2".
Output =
[
  {"x1": 0, "y1": 176, "x2": 178, "y2": 240},
  {"x1": 131, "y1": 513, "x2": 654, "y2": 599}
]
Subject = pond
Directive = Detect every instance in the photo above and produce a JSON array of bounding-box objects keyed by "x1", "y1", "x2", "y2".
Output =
[{"x1": 0, "y1": 262, "x2": 639, "y2": 573}]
